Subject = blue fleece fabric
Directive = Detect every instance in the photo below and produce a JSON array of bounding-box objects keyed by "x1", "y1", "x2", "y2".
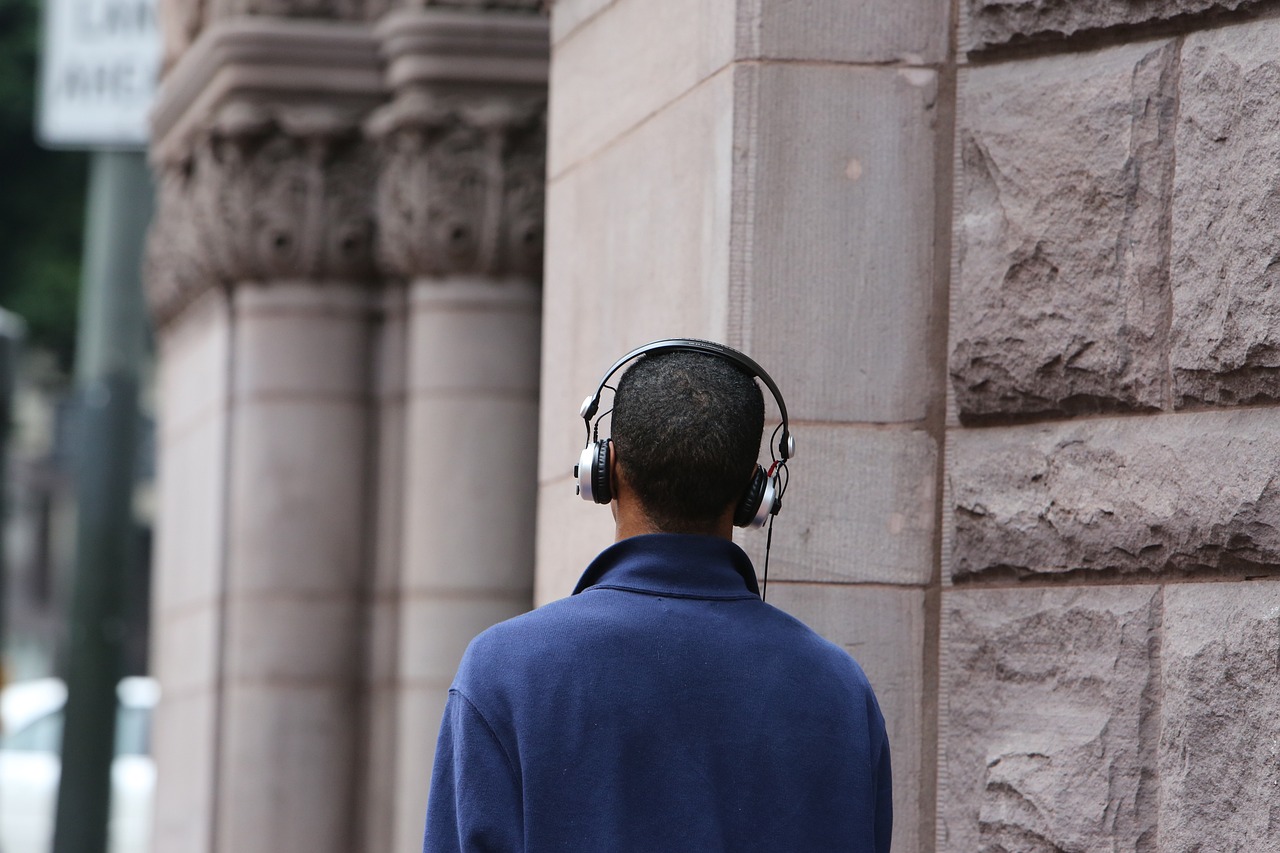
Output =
[{"x1": 424, "y1": 533, "x2": 892, "y2": 853}]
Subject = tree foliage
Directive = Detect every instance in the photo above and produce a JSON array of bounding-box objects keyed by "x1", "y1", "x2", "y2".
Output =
[{"x1": 0, "y1": 0, "x2": 87, "y2": 369}]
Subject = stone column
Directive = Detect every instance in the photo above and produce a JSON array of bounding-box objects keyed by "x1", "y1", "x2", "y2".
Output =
[
  {"x1": 361, "y1": 8, "x2": 548, "y2": 850},
  {"x1": 146, "y1": 21, "x2": 383, "y2": 853}
]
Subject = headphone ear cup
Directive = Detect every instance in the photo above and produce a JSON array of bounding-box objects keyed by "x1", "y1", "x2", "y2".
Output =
[
  {"x1": 734, "y1": 465, "x2": 771, "y2": 528},
  {"x1": 591, "y1": 438, "x2": 613, "y2": 505}
]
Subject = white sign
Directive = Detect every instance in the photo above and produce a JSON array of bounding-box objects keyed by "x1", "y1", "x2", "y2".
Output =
[{"x1": 38, "y1": 0, "x2": 161, "y2": 148}]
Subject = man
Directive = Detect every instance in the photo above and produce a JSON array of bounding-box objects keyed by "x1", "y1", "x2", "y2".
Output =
[{"x1": 424, "y1": 343, "x2": 892, "y2": 852}]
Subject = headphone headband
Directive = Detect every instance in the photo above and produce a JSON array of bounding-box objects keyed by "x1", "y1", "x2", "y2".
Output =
[{"x1": 580, "y1": 338, "x2": 794, "y2": 460}]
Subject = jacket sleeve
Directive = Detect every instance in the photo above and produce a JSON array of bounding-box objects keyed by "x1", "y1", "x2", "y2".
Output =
[{"x1": 423, "y1": 689, "x2": 524, "y2": 853}]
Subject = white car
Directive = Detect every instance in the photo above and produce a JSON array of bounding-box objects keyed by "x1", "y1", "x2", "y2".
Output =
[{"x1": 0, "y1": 677, "x2": 157, "y2": 853}]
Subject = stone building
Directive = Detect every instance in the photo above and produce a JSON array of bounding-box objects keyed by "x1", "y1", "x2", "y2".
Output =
[{"x1": 144, "y1": 0, "x2": 1280, "y2": 851}]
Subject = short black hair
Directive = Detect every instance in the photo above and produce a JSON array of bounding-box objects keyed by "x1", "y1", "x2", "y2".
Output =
[{"x1": 611, "y1": 350, "x2": 765, "y2": 533}]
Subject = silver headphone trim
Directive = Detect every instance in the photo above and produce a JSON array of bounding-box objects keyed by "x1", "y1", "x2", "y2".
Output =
[
  {"x1": 747, "y1": 474, "x2": 777, "y2": 529},
  {"x1": 577, "y1": 445, "x2": 598, "y2": 503}
]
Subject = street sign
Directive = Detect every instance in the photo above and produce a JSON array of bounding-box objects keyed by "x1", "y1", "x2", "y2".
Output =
[{"x1": 37, "y1": 0, "x2": 161, "y2": 149}]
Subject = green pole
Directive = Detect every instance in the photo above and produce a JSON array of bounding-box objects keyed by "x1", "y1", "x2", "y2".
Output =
[
  {"x1": 0, "y1": 311, "x2": 24, "y2": 692},
  {"x1": 52, "y1": 149, "x2": 152, "y2": 853}
]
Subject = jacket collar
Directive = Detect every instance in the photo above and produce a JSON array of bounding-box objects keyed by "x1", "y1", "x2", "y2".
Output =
[{"x1": 572, "y1": 533, "x2": 760, "y2": 599}]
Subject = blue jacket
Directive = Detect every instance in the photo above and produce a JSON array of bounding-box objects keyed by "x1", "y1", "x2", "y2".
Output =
[{"x1": 424, "y1": 534, "x2": 893, "y2": 852}]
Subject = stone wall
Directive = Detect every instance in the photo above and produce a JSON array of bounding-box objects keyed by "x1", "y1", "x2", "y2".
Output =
[{"x1": 943, "y1": 3, "x2": 1280, "y2": 851}]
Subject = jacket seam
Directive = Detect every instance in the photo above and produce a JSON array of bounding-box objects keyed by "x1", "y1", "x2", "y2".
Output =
[
  {"x1": 451, "y1": 687, "x2": 521, "y2": 787},
  {"x1": 582, "y1": 583, "x2": 759, "y2": 601}
]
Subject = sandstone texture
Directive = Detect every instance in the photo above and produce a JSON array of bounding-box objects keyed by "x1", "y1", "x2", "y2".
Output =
[
  {"x1": 1158, "y1": 582, "x2": 1280, "y2": 851},
  {"x1": 963, "y1": 0, "x2": 1260, "y2": 52},
  {"x1": 1171, "y1": 18, "x2": 1280, "y2": 407},
  {"x1": 950, "y1": 42, "x2": 1177, "y2": 422},
  {"x1": 738, "y1": 425, "x2": 936, "y2": 587},
  {"x1": 941, "y1": 586, "x2": 1160, "y2": 853},
  {"x1": 950, "y1": 409, "x2": 1280, "y2": 579},
  {"x1": 748, "y1": 63, "x2": 938, "y2": 424}
]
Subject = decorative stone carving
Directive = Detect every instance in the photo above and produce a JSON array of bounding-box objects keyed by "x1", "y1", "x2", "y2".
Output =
[
  {"x1": 367, "y1": 90, "x2": 546, "y2": 280},
  {"x1": 364, "y1": 0, "x2": 545, "y2": 27},
  {"x1": 147, "y1": 9, "x2": 548, "y2": 325},
  {"x1": 202, "y1": 0, "x2": 366, "y2": 27},
  {"x1": 147, "y1": 99, "x2": 378, "y2": 324},
  {"x1": 158, "y1": 0, "x2": 205, "y2": 72}
]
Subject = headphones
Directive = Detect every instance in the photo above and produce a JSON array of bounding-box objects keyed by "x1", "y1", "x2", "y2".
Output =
[{"x1": 574, "y1": 338, "x2": 795, "y2": 529}]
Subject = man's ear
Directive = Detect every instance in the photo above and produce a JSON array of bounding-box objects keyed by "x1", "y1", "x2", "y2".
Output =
[{"x1": 608, "y1": 441, "x2": 621, "y2": 494}]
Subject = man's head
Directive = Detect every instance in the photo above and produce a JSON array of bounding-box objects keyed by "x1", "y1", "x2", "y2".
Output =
[{"x1": 610, "y1": 351, "x2": 765, "y2": 534}]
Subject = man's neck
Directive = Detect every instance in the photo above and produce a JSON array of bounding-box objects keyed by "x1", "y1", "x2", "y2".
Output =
[{"x1": 613, "y1": 504, "x2": 734, "y2": 542}]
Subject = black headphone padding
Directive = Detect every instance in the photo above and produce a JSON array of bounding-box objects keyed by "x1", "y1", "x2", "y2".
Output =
[
  {"x1": 591, "y1": 439, "x2": 612, "y2": 505},
  {"x1": 733, "y1": 465, "x2": 769, "y2": 528}
]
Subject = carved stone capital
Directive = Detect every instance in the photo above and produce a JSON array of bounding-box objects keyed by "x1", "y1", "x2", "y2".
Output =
[
  {"x1": 368, "y1": 90, "x2": 545, "y2": 279},
  {"x1": 368, "y1": 7, "x2": 548, "y2": 280},
  {"x1": 146, "y1": 20, "x2": 385, "y2": 325},
  {"x1": 145, "y1": 8, "x2": 549, "y2": 327},
  {"x1": 147, "y1": 99, "x2": 379, "y2": 324}
]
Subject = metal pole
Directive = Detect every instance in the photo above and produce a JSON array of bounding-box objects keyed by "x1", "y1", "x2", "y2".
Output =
[
  {"x1": 52, "y1": 149, "x2": 152, "y2": 853},
  {"x1": 0, "y1": 311, "x2": 24, "y2": 694}
]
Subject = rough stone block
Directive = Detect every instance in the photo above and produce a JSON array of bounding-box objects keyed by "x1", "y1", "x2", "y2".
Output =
[
  {"x1": 950, "y1": 409, "x2": 1280, "y2": 580},
  {"x1": 751, "y1": 0, "x2": 947, "y2": 64},
  {"x1": 950, "y1": 41, "x2": 1177, "y2": 421},
  {"x1": 539, "y1": 68, "x2": 733, "y2": 487},
  {"x1": 745, "y1": 63, "x2": 938, "y2": 424},
  {"x1": 962, "y1": 0, "x2": 1258, "y2": 52},
  {"x1": 1159, "y1": 581, "x2": 1280, "y2": 851},
  {"x1": 765, "y1": 583, "x2": 926, "y2": 853},
  {"x1": 940, "y1": 586, "x2": 1160, "y2": 853},
  {"x1": 738, "y1": 424, "x2": 936, "y2": 586},
  {"x1": 1171, "y1": 18, "x2": 1280, "y2": 406},
  {"x1": 548, "y1": 0, "x2": 734, "y2": 174}
]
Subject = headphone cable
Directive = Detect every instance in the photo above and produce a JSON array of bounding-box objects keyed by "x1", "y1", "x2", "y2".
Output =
[{"x1": 761, "y1": 512, "x2": 775, "y2": 602}]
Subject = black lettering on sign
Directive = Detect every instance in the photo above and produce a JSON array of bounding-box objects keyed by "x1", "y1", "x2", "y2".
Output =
[
  {"x1": 73, "y1": 0, "x2": 155, "y2": 38},
  {"x1": 56, "y1": 60, "x2": 153, "y2": 101}
]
